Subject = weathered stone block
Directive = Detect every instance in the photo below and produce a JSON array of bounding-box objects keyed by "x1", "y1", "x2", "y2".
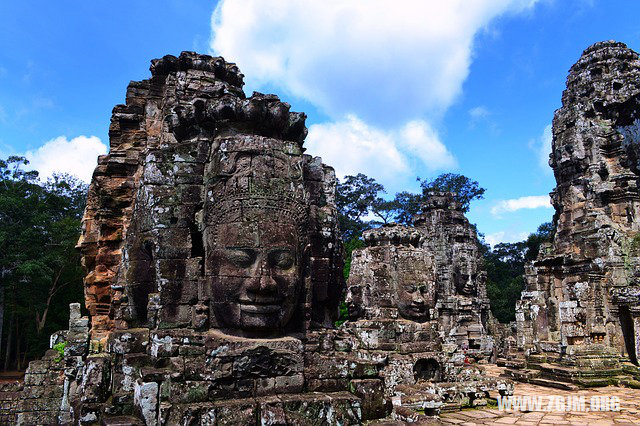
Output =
[
  {"x1": 349, "y1": 379, "x2": 388, "y2": 420},
  {"x1": 79, "y1": 355, "x2": 111, "y2": 403},
  {"x1": 133, "y1": 380, "x2": 158, "y2": 425},
  {"x1": 108, "y1": 328, "x2": 149, "y2": 354}
]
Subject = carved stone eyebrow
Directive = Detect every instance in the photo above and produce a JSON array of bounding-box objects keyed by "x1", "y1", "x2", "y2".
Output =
[
  {"x1": 268, "y1": 247, "x2": 295, "y2": 252},
  {"x1": 223, "y1": 247, "x2": 257, "y2": 266}
]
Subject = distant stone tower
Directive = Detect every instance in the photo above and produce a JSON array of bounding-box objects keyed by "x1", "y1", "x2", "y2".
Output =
[{"x1": 512, "y1": 41, "x2": 640, "y2": 386}]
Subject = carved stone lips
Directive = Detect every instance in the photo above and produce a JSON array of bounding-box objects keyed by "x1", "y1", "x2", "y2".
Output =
[
  {"x1": 239, "y1": 304, "x2": 281, "y2": 314},
  {"x1": 238, "y1": 298, "x2": 282, "y2": 314},
  {"x1": 408, "y1": 305, "x2": 426, "y2": 314}
]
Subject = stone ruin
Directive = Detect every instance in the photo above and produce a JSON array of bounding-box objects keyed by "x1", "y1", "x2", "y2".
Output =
[
  {"x1": 6, "y1": 52, "x2": 355, "y2": 425},
  {"x1": 342, "y1": 194, "x2": 511, "y2": 420},
  {"x1": 0, "y1": 52, "x2": 510, "y2": 425},
  {"x1": 504, "y1": 41, "x2": 640, "y2": 388},
  {"x1": 8, "y1": 40, "x2": 640, "y2": 424}
]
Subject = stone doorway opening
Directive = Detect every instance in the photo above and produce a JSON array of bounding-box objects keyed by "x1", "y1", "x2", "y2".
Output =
[
  {"x1": 619, "y1": 305, "x2": 638, "y2": 365},
  {"x1": 414, "y1": 358, "x2": 441, "y2": 382}
]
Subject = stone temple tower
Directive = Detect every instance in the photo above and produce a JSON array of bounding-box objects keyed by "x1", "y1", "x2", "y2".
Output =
[
  {"x1": 8, "y1": 52, "x2": 368, "y2": 425},
  {"x1": 511, "y1": 41, "x2": 640, "y2": 387}
]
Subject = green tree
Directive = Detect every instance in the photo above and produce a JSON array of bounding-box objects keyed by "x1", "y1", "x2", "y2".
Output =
[
  {"x1": 391, "y1": 173, "x2": 486, "y2": 224},
  {"x1": 0, "y1": 157, "x2": 86, "y2": 370},
  {"x1": 523, "y1": 222, "x2": 554, "y2": 262},
  {"x1": 335, "y1": 174, "x2": 388, "y2": 291},
  {"x1": 483, "y1": 222, "x2": 554, "y2": 323},
  {"x1": 370, "y1": 197, "x2": 398, "y2": 225},
  {"x1": 336, "y1": 173, "x2": 385, "y2": 241},
  {"x1": 417, "y1": 173, "x2": 485, "y2": 213},
  {"x1": 484, "y1": 241, "x2": 526, "y2": 322},
  {"x1": 389, "y1": 191, "x2": 422, "y2": 225}
]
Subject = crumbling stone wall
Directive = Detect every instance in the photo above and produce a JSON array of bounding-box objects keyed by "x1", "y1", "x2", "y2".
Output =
[
  {"x1": 514, "y1": 41, "x2": 640, "y2": 383},
  {"x1": 0, "y1": 381, "x2": 22, "y2": 424}
]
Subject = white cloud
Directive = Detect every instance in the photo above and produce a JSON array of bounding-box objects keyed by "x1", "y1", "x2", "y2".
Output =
[
  {"x1": 485, "y1": 231, "x2": 529, "y2": 247},
  {"x1": 24, "y1": 135, "x2": 107, "y2": 183},
  {"x1": 469, "y1": 106, "x2": 490, "y2": 120},
  {"x1": 400, "y1": 120, "x2": 457, "y2": 171},
  {"x1": 210, "y1": 0, "x2": 540, "y2": 125},
  {"x1": 306, "y1": 115, "x2": 455, "y2": 185},
  {"x1": 530, "y1": 123, "x2": 552, "y2": 174},
  {"x1": 491, "y1": 195, "x2": 552, "y2": 216},
  {"x1": 468, "y1": 105, "x2": 494, "y2": 130}
]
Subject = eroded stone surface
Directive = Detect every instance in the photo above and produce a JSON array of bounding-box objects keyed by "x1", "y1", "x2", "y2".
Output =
[
  {"x1": 10, "y1": 52, "x2": 358, "y2": 425},
  {"x1": 341, "y1": 193, "x2": 511, "y2": 418},
  {"x1": 508, "y1": 41, "x2": 640, "y2": 387}
]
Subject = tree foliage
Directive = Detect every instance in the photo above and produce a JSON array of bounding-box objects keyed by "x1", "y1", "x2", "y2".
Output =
[
  {"x1": 484, "y1": 222, "x2": 554, "y2": 323},
  {"x1": 0, "y1": 157, "x2": 87, "y2": 370},
  {"x1": 382, "y1": 174, "x2": 486, "y2": 225},
  {"x1": 418, "y1": 173, "x2": 485, "y2": 213},
  {"x1": 336, "y1": 172, "x2": 486, "y2": 278},
  {"x1": 523, "y1": 221, "x2": 555, "y2": 262},
  {"x1": 336, "y1": 172, "x2": 486, "y2": 235},
  {"x1": 336, "y1": 173, "x2": 385, "y2": 241}
]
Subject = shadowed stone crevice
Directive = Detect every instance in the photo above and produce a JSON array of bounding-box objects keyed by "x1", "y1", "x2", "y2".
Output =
[{"x1": 413, "y1": 358, "x2": 441, "y2": 382}]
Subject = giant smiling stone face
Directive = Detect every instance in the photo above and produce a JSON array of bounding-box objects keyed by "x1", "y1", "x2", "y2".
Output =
[
  {"x1": 206, "y1": 210, "x2": 304, "y2": 336},
  {"x1": 395, "y1": 283, "x2": 432, "y2": 322},
  {"x1": 453, "y1": 254, "x2": 478, "y2": 296},
  {"x1": 394, "y1": 249, "x2": 437, "y2": 322}
]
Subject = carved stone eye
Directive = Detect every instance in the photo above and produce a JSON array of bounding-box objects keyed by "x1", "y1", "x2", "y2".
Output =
[
  {"x1": 225, "y1": 248, "x2": 256, "y2": 268},
  {"x1": 404, "y1": 285, "x2": 417, "y2": 293},
  {"x1": 269, "y1": 249, "x2": 294, "y2": 269}
]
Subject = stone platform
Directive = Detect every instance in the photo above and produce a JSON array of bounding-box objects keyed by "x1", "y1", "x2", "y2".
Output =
[
  {"x1": 440, "y1": 365, "x2": 640, "y2": 425},
  {"x1": 372, "y1": 365, "x2": 640, "y2": 425}
]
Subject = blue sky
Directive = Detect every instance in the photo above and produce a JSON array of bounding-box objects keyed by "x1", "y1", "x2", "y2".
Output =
[{"x1": 1, "y1": 0, "x2": 639, "y2": 246}]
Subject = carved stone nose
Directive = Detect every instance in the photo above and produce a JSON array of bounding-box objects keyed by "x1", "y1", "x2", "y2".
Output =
[
  {"x1": 258, "y1": 274, "x2": 277, "y2": 292},
  {"x1": 246, "y1": 265, "x2": 278, "y2": 294}
]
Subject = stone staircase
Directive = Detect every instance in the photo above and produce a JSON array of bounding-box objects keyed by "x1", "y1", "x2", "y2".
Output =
[{"x1": 500, "y1": 344, "x2": 640, "y2": 389}]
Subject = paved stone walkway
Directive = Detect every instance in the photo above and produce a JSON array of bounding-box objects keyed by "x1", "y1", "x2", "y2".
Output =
[{"x1": 439, "y1": 365, "x2": 640, "y2": 425}]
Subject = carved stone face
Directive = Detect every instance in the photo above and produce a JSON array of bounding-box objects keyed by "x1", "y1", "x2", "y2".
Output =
[
  {"x1": 345, "y1": 284, "x2": 364, "y2": 320},
  {"x1": 453, "y1": 257, "x2": 477, "y2": 296},
  {"x1": 394, "y1": 250, "x2": 437, "y2": 322},
  {"x1": 396, "y1": 282, "x2": 433, "y2": 321},
  {"x1": 208, "y1": 217, "x2": 302, "y2": 334}
]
